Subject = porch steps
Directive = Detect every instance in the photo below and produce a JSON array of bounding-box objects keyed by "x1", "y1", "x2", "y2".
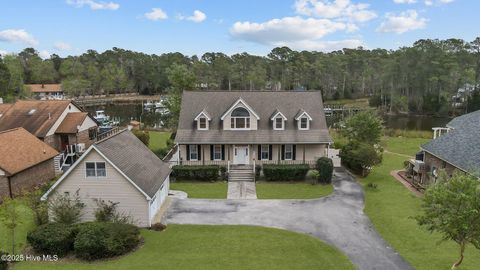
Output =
[
  {"x1": 228, "y1": 165, "x2": 254, "y2": 182},
  {"x1": 53, "y1": 154, "x2": 63, "y2": 175}
]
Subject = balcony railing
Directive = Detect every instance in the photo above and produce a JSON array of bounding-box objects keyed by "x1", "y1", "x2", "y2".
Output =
[{"x1": 176, "y1": 159, "x2": 316, "y2": 168}]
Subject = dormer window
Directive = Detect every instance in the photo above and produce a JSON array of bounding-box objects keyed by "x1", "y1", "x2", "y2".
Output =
[
  {"x1": 300, "y1": 117, "x2": 308, "y2": 129},
  {"x1": 198, "y1": 117, "x2": 207, "y2": 130},
  {"x1": 274, "y1": 117, "x2": 284, "y2": 130},
  {"x1": 195, "y1": 110, "x2": 211, "y2": 130},
  {"x1": 230, "y1": 107, "x2": 250, "y2": 129},
  {"x1": 295, "y1": 110, "x2": 312, "y2": 130},
  {"x1": 270, "y1": 110, "x2": 287, "y2": 131}
]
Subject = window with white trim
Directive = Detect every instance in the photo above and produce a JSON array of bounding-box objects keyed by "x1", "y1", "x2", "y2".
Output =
[
  {"x1": 274, "y1": 117, "x2": 284, "y2": 130},
  {"x1": 230, "y1": 107, "x2": 251, "y2": 129},
  {"x1": 261, "y1": 145, "x2": 269, "y2": 160},
  {"x1": 198, "y1": 117, "x2": 208, "y2": 130},
  {"x1": 284, "y1": 144, "x2": 293, "y2": 160},
  {"x1": 299, "y1": 117, "x2": 309, "y2": 130},
  {"x1": 189, "y1": 145, "x2": 198, "y2": 161},
  {"x1": 213, "y1": 145, "x2": 222, "y2": 160},
  {"x1": 85, "y1": 162, "x2": 106, "y2": 177}
]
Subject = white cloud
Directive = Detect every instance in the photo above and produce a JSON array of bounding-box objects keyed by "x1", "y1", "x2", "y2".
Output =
[
  {"x1": 393, "y1": 0, "x2": 417, "y2": 3},
  {"x1": 377, "y1": 10, "x2": 427, "y2": 34},
  {"x1": 0, "y1": 50, "x2": 8, "y2": 56},
  {"x1": 0, "y1": 29, "x2": 38, "y2": 45},
  {"x1": 144, "y1": 8, "x2": 168, "y2": 21},
  {"x1": 294, "y1": 0, "x2": 377, "y2": 22},
  {"x1": 66, "y1": 0, "x2": 119, "y2": 10},
  {"x1": 425, "y1": 0, "x2": 454, "y2": 5},
  {"x1": 231, "y1": 16, "x2": 349, "y2": 44},
  {"x1": 277, "y1": 39, "x2": 364, "y2": 51},
  {"x1": 230, "y1": 16, "x2": 362, "y2": 51},
  {"x1": 54, "y1": 41, "x2": 72, "y2": 51},
  {"x1": 39, "y1": 50, "x2": 51, "y2": 59},
  {"x1": 178, "y1": 10, "x2": 207, "y2": 23}
]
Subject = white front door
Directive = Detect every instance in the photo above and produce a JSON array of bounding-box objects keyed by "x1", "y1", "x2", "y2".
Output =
[{"x1": 233, "y1": 146, "x2": 249, "y2": 164}]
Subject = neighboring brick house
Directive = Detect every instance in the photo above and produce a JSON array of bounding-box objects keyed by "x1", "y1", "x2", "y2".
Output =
[
  {"x1": 408, "y1": 110, "x2": 480, "y2": 184},
  {"x1": 174, "y1": 91, "x2": 333, "y2": 169},
  {"x1": 0, "y1": 100, "x2": 98, "y2": 152},
  {"x1": 0, "y1": 128, "x2": 58, "y2": 201},
  {"x1": 27, "y1": 84, "x2": 64, "y2": 100}
]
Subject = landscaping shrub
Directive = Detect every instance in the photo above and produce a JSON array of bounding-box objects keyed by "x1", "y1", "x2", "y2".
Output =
[
  {"x1": 340, "y1": 142, "x2": 382, "y2": 176},
  {"x1": 132, "y1": 129, "x2": 150, "y2": 146},
  {"x1": 74, "y1": 222, "x2": 140, "y2": 260},
  {"x1": 262, "y1": 164, "x2": 309, "y2": 181},
  {"x1": 172, "y1": 165, "x2": 220, "y2": 181},
  {"x1": 220, "y1": 166, "x2": 227, "y2": 181},
  {"x1": 150, "y1": 223, "x2": 167, "y2": 231},
  {"x1": 48, "y1": 190, "x2": 85, "y2": 224},
  {"x1": 27, "y1": 223, "x2": 76, "y2": 257},
  {"x1": 0, "y1": 251, "x2": 7, "y2": 270},
  {"x1": 308, "y1": 170, "x2": 320, "y2": 185},
  {"x1": 316, "y1": 157, "x2": 334, "y2": 184},
  {"x1": 255, "y1": 165, "x2": 262, "y2": 179}
]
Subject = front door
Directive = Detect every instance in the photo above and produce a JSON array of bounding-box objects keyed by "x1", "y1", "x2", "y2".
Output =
[{"x1": 233, "y1": 146, "x2": 249, "y2": 164}]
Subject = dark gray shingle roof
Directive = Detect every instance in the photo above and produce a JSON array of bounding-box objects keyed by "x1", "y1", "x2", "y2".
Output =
[
  {"x1": 175, "y1": 91, "x2": 332, "y2": 144},
  {"x1": 96, "y1": 130, "x2": 171, "y2": 197},
  {"x1": 422, "y1": 110, "x2": 480, "y2": 172}
]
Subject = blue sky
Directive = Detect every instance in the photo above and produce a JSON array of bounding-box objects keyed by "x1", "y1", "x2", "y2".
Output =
[{"x1": 0, "y1": 0, "x2": 478, "y2": 58}]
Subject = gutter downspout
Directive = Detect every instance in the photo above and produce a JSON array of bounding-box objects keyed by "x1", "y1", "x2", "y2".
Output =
[{"x1": 7, "y1": 176, "x2": 13, "y2": 198}]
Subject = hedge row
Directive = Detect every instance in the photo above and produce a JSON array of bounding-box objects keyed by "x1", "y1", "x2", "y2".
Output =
[
  {"x1": 262, "y1": 164, "x2": 310, "y2": 181},
  {"x1": 27, "y1": 222, "x2": 140, "y2": 260},
  {"x1": 172, "y1": 165, "x2": 220, "y2": 181}
]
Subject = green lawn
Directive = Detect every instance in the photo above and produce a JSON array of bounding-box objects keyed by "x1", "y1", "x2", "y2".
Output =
[
  {"x1": 170, "y1": 182, "x2": 228, "y2": 199},
  {"x1": 13, "y1": 225, "x2": 355, "y2": 270},
  {"x1": 148, "y1": 131, "x2": 171, "y2": 152},
  {"x1": 0, "y1": 200, "x2": 35, "y2": 254},
  {"x1": 256, "y1": 182, "x2": 333, "y2": 199},
  {"x1": 363, "y1": 137, "x2": 480, "y2": 270}
]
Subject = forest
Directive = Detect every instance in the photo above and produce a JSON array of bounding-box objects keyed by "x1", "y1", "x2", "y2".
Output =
[{"x1": 1, "y1": 37, "x2": 479, "y2": 116}]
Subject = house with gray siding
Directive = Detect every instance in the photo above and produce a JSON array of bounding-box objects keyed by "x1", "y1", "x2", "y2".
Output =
[
  {"x1": 174, "y1": 91, "x2": 333, "y2": 170},
  {"x1": 41, "y1": 129, "x2": 171, "y2": 227}
]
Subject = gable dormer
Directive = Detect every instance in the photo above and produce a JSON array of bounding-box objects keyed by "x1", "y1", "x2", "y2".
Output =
[
  {"x1": 194, "y1": 110, "x2": 211, "y2": 130},
  {"x1": 221, "y1": 98, "x2": 260, "y2": 130},
  {"x1": 295, "y1": 110, "x2": 312, "y2": 130},
  {"x1": 270, "y1": 110, "x2": 287, "y2": 130}
]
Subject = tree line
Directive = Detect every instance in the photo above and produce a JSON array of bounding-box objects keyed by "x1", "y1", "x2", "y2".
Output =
[{"x1": 1, "y1": 37, "x2": 480, "y2": 115}]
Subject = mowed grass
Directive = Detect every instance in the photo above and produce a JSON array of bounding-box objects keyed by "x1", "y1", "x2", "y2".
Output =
[
  {"x1": 148, "y1": 131, "x2": 171, "y2": 152},
  {"x1": 381, "y1": 136, "x2": 429, "y2": 156},
  {"x1": 13, "y1": 225, "x2": 355, "y2": 270},
  {"x1": 362, "y1": 137, "x2": 480, "y2": 270},
  {"x1": 170, "y1": 182, "x2": 228, "y2": 199},
  {"x1": 256, "y1": 182, "x2": 333, "y2": 199},
  {"x1": 0, "y1": 200, "x2": 35, "y2": 253}
]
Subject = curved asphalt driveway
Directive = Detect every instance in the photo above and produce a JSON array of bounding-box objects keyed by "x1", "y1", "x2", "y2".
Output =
[{"x1": 165, "y1": 170, "x2": 413, "y2": 270}]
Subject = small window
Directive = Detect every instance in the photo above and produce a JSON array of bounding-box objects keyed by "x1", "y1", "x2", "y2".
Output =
[
  {"x1": 189, "y1": 145, "x2": 198, "y2": 161},
  {"x1": 213, "y1": 145, "x2": 222, "y2": 160},
  {"x1": 261, "y1": 145, "x2": 269, "y2": 160},
  {"x1": 86, "y1": 162, "x2": 106, "y2": 177},
  {"x1": 284, "y1": 144, "x2": 293, "y2": 160},
  {"x1": 299, "y1": 117, "x2": 309, "y2": 130},
  {"x1": 198, "y1": 117, "x2": 207, "y2": 130},
  {"x1": 274, "y1": 117, "x2": 284, "y2": 130},
  {"x1": 88, "y1": 128, "x2": 97, "y2": 140}
]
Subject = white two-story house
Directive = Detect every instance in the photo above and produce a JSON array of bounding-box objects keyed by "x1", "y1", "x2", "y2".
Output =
[{"x1": 174, "y1": 91, "x2": 333, "y2": 167}]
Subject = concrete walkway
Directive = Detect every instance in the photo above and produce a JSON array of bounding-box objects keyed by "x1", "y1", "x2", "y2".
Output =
[
  {"x1": 165, "y1": 170, "x2": 413, "y2": 270},
  {"x1": 227, "y1": 181, "x2": 257, "y2": 199}
]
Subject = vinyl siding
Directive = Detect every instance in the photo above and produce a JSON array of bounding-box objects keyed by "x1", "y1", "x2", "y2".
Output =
[{"x1": 49, "y1": 150, "x2": 150, "y2": 227}]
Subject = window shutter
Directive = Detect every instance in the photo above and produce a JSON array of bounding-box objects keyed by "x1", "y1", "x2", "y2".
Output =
[
  {"x1": 186, "y1": 145, "x2": 190, "y2": 161},
  {"x1": 292, "y1": 145, "x2": 296, "y2": 160},
  {"x1": 281, "y1": 145, "x2": 285, "y2": 160},
  {"x1": 197, "y1": 145, "x2": 201, "y2": 161},
  {"x1": 221, "y1": 145, "x2": 225, "y2": 160},
  {"x1": 257, "y1": 145, "x2": 261, "y2": 160},
  {"x1": 210, "y1": 145, "x2": 214, "y2": 160},
  {"x1": 269, "y1": 145, "x2": 272, "y2": 160}
]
